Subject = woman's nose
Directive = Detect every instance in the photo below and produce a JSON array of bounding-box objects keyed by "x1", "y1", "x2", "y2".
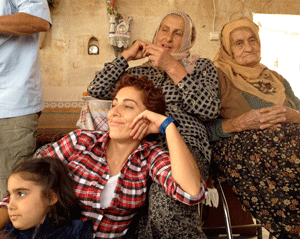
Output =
[
  {"x1": 110, "y1": 105, "x2": 121, "y2": 116},
  {"x1": 244, "y1": 41, "x2": 254, "y2": 51},
  {"x1": 165, "y1": 32, "x2": 173, "y2": 42}
]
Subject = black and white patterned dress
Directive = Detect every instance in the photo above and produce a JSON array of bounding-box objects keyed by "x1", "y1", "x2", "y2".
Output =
[{"x1": 87, "y1": 55, "x2": 220, "y2": 238}]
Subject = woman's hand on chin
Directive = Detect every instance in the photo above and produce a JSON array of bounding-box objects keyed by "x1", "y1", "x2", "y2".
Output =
[{"x1": 130, "y1": 110, "x2": 166, "y2": 140}]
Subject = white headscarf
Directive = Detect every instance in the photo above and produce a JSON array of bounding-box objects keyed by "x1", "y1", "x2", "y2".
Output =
[{"x1": 143, "y1": 11, "x2": 199, "y2": 74}]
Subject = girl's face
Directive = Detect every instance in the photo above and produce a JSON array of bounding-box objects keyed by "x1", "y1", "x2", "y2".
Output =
[
  {"x1": 156, "y1": 15, "x2": 185, "y2": 53},
  {"x1": 108, "y1": 86, "x2": 146, "y2": 141},
  {"x1": 7, "y1": 173, "x2": 55, "y2": 230}
]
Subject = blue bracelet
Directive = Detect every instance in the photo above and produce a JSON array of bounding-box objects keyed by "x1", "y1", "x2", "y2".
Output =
[{"x1": 159, "y1": 117, "x2": 174, "y2": 135}]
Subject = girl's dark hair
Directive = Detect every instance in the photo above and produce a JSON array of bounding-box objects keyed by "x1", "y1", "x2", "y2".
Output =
[
  {"x1": 112, "y1": 74, "x2": 166, "y2": 115},
  {"x1": 9, "y1": 157, "x2": 82, "y2": 227}
]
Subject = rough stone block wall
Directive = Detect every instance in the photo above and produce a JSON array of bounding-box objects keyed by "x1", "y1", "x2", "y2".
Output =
[{"x1": 39, "y1": 0, "x2": 299, "y2": 125}]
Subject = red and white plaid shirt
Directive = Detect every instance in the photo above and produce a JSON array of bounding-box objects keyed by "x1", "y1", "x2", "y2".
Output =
[{"x1": 1, "y1": 129, "x2": 206, "y2": 238}]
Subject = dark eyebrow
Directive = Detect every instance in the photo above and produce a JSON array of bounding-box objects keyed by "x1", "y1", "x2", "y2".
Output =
[
  {"x1": 8, "y1": 188, "x2": 31, "y2": 193},
  {"x1": 123, "y1": 99, "x2": 138, "y2": 105},
  {"x1": 113, "y1": 98, "x2": 138, "y2": 105}
]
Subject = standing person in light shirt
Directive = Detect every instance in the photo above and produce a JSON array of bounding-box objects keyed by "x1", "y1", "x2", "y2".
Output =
[{"x1": 0, "y1": 0, "x2": 51, "y2": 199}]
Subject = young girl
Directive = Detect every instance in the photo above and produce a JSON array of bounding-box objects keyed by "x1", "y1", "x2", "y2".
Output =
[{"x1": 1, "y1": 157, "x2": 93, "y2": 239}]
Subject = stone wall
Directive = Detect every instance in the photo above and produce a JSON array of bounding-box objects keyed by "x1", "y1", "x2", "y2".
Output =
[{"x1": 38, "y1": 0, "x2": 300, "y2": 129}]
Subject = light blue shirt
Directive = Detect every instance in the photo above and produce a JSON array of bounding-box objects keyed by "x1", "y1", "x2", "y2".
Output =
[{"x1": 0, "y1": 0, "x2": 51, "y2": 118}]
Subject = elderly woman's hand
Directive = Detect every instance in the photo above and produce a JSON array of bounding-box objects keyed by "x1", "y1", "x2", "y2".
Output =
[
  {"x1": 144, "y1": 43, "x2": 178, "y2": 71},
  {"x1": 130, "y1": 110, "x2": 167, "y2": 140},
  {"x1": 259, "y1": 105, "x2": 300, "y2": 125},
  {"x1": 143, "y1": 43, "x2": 188, "y2": 84},
  {"x1": 223, "y1": 106, "x2": 300, "y2": 134},
  {"x1": 222, "y1": 109, "x2": 282, "y2": 133},
  {"x1": 121, "y1": 40, "x2": 149, "y2": 62}
]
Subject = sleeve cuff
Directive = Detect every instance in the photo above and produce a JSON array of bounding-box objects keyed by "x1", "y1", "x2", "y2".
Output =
[
  {"x1": 216, "y1": 119, "x2": 233, "y2": 138},
  {"x1": 114, "y1": 55, "x2": 129, "y2": 69}
]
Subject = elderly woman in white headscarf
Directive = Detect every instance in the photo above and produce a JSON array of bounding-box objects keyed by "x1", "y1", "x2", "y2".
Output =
[{"x1": 87, "y1": 11, "x2": 220, "y2": 238}]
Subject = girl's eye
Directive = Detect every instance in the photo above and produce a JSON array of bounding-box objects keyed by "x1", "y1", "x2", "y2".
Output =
[
  {"x1": 125, "y1": 105, "x2": 133, "y2": 109},
  {"x1": 18, "y1": 192, "x2": 26, "y2": 197},
  {"x1": 110, "y1": 104, "x2": 115, "y2": 109}
]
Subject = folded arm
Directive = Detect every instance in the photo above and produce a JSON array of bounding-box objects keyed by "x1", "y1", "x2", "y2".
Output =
[
  {"x1": 130, "y1": 110, "x2": 202, "y2": 196},
  {"x1": 0, "y1": 13, "x2": 50, "y2": 35}
]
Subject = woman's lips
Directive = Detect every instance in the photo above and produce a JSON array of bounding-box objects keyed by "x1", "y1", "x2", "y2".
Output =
[
  {"x1": 162, "y1": 44, "x2": 172, "y2": 51},
  {"x1": 110, "y1": 121, "x2": 123, "y2": 126}
]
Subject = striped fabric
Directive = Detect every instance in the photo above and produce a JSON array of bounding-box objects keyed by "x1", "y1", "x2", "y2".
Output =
[{"x1": 1, "y1": 129, "x2": 206, "y2": 238}]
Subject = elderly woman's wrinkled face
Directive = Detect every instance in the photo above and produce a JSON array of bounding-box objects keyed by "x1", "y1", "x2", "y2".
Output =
[
  {"x1": 156, "y1": 15, "x2": 185, "y2": 53},
  {"x1": 230, "y1": 28, "x2": 261, "y2": 66}
]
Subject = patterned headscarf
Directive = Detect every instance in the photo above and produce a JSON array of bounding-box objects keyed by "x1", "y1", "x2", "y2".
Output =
[
  {"x1": 143, "y1": 11, "x2": 199, "y2": 74},
  {"x1": 214, "y1": 17, "x2": 286, "y2": 105}
]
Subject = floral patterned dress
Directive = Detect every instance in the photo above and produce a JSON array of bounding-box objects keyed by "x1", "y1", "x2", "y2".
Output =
[{"x1": 211, "y1": 123, "x2": 300, "y2": 238}]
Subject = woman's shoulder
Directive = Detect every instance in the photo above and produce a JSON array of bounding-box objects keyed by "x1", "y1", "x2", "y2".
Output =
[
  {"x1": 268, "y1": 69, "x2": 285, "y2": 83},
  {"x1": 216, "y1": 67, "x2": 232, "y2": 87},
  {"x1": 140, "y1": 138, "x2": 168, "y2": 156},
  {"x1": 195, "y1": 57, "x2": 215, "y2": 66},
  {"x1": 69, "y1": 129, "x2": 108, "y2": 141}
]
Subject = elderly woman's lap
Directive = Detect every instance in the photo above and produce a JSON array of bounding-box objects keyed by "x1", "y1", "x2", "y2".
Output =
[{"x1": 211, "y1": 123, "x2": 300, "y2": 238}]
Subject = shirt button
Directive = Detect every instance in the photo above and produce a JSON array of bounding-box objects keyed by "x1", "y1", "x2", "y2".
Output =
[
  {"x1": 185, "y1": 123, "x2": 191, "y2": 127},
  {"x1": 171, "y1": 105, "x2": 177, "y2": 111},
  {"x1": 178, "y1": 83, "x2": 184, "y2": 88},
  {"x1": 156, "y1": 73, "x2": 162, "y2": 78},
  {"x1": 202, "y1": 71, "x2": 207, "y2": 76},
  {"x1": 190, "y1": 99, "x2": 196, "y2": 105},
  {"x1": 88, "y1": 85, "x2": 94, "y2": 90}
]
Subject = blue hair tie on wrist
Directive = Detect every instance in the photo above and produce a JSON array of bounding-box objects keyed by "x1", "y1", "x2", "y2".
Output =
[{"x1": 159, "y1": 117, "x2": 174, "y2": 135}]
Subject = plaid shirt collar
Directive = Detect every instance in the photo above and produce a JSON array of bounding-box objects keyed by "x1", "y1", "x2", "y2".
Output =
[{"x1": 95, "y1": 131, "x2": 156, "y2": 161}]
